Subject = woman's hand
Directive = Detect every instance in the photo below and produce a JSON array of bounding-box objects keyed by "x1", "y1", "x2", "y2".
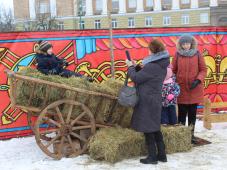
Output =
[{"x1": 125, "y1": 59, "x2": 133, "y2": 67}]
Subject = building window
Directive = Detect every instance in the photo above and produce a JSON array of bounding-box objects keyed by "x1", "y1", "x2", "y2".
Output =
[
  {"x1": 162, "y1": 0, "x2": 172, "y2": 10},
  {"x1": 199, "y1": 0, "x2": 209, "y2": 7},
  {"x1": 180, "y1": 0, "x2": 190, "y2": 9},
  {"x1": 96, "y1": 0, "x2": 103, "y2": 12},
  {"x1": 95, "y1": 20, "x2": 101, "y2": 29},
  {"x1": 39, "y1": 2, "x2": 49, "y2": 13},
  {"x1": 58, "y1": 22, "x2": 64, "y2": 30},
  {"x1": 78, "y1": 0, "x2": 86, "y2": 16},
  {"x1": 145, "y1": 0, "x2": 154, "y2": 10},
  {"x1": 181, "y1": 0, "x2": 190, "y2": 4},
  {"x1": 128, "y1": 17, "x2": 135, "y2": 28},
  {"x1": 145, "y1": 16, "x2": 152, "y2": 26},
  {"x1": 163, "y1": 16, "x2": 171, "y2": 25},
  {"x1": 128, "y1": 0, "x2": 136, "y2": 8},
  {"x1": 78, "y1": 20, "x2": 85, "y2": 29},
  {"x1": 112, "y1": 0, "x2": 119, "y2": 11},
  {"x1": 182, "y1": 14, "x2": 189, "y2": 24},
  {"x1": 112, "y1": 19, "x2": 118, "y2": 28},
  {"x1": 146, "y1": 0, "x2": 154, "y2": 7},
  {"x1": 200, "y1": 13, "x2": 209, "y2": 23}
]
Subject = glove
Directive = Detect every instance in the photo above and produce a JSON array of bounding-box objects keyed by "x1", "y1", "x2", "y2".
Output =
[
  {"x1": 125, "y1": 59, "x2": 133, "y2": 67},
  {"x1": 135, "y1": 64, "x2": 142, "y2": 72},
  {"x1": 48, "y1": 68, "x2": 58, "y2": 74},
  {"x1": 62, "y1": 59, "x2": 69, "y2": 66},
  {"x1": 190, "y1": 79, "x2": 201, "y2": 90}
]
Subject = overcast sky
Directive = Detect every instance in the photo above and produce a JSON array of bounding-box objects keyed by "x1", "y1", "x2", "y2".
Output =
[
  {"x1": 0, "y1": 0, "x2": 13, "y2": 10},
  {"x1": 0, "y1": 0, "x2": 13, "y2": 17}
]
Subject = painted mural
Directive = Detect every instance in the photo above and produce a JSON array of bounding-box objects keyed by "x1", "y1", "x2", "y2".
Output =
[{"x1": 0, "y1": 27, "x2": 227, "y2": 139}]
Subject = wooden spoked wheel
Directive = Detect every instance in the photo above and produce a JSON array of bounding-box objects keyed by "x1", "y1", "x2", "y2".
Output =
[
  {"x1": 27, "y1": 112, "x2": 52, "y2": 141},
  {"x1": 34, "y1": 99, "x2": 96, "y2": 159}
]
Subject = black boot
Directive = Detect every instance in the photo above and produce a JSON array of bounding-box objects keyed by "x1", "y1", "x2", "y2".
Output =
[
  {"x1": 155, "y1": 131, "x2": 167, "y2": 162},
  {"x1": 190, "y1": 124, "x2": 198, "y2": 144},
  {"x1": 140, "y1": 133, "x2": 158, "y2": 164},
  {"x1": 188, "y1": 104, "x2": 197, "y2": 144}
]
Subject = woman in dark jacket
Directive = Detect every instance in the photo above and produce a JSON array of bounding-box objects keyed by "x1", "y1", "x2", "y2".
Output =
[
  {"x1": 126, "y1": 40, "x2": 170, "y2": 164},
  {"x1": 35, "y1": 40, "x2": 83, "y2": 78}
]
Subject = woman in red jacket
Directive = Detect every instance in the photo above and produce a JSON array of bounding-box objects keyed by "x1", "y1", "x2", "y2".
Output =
[{"x1": 172, "y1": 35, "x2": 207, "y2": 143}]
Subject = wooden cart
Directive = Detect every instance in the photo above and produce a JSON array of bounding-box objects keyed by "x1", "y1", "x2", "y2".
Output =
[{"x1": 6, "y1": 70, "x2": 124, "y2": 159}]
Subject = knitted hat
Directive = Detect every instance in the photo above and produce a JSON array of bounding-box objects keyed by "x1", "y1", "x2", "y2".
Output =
[{"x1": 38, "y1": 40, "x2": 52, "y2": 52}]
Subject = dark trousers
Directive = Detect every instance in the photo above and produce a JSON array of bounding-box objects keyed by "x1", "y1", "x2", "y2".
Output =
[
  {"x1": 60, "y1": 69, "x2": 82, "y2": 78},
  {"x1": 144, "y1": 131, "x2": 166, "y2": 160},
  {"x1": 161, "y1": 105, "x2": 177, "y2": 125},
  {"x1": 178, "y1": 104, "x2": 197, "y2": 126}
]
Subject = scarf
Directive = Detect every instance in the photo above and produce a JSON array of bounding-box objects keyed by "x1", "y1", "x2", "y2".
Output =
[{"x1": 177, "y1": 49, "x2": 197, "y2": 57}]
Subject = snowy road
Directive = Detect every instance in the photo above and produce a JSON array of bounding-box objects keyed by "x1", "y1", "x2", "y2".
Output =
[{"x1": 0, "y1": 121, "x2": 226, "y2": 170}]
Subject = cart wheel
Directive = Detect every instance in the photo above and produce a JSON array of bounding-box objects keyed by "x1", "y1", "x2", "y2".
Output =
[
  {"x1": 34, "y1": 99, "x2": 96, "y2": 159},
  {"x1": 27, "y1": 112, "x2": 52, "y2": 141}
]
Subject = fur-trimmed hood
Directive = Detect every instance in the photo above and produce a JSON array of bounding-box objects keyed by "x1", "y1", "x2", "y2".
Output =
[
  {"x1": 142, "y1": 50, "x2": 169, "y2": 66},
  {"x1": 177, "y1": 35, "x2": 198, "y2": 57}
]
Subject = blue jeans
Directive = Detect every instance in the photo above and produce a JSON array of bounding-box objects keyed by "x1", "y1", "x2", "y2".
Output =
[{"x1": 161, "y1": 105, "x2": 177, "y2": 125}]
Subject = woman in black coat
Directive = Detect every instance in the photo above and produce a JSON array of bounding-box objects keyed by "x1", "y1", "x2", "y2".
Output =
[
  {"x1": 126, "y1": 40, "x2": 170, "y2": 164},
  {"x1": 35, "y1": 40, "x2": 83, "y2": 78}
]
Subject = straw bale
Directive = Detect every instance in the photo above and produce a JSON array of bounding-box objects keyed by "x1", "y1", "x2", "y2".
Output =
[{"x1": 88, "y1": 126, "x2": 192, "y2": 163}]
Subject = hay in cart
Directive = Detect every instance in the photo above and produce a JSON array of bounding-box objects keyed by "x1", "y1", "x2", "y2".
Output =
[{"x1": 16, "y1": 68, "x2": 132, "y2": 126}]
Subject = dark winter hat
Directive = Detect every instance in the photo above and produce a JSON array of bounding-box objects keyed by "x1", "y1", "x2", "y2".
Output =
[
  {"x1": 38, "y1": 40, "x2": 52, "y2": 52},
  {"x1": 178, "y1": 35, "x2": 194, "y2": 45}
]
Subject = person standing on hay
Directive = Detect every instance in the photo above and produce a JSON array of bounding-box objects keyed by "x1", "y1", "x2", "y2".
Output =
[
  {"x1": 35, "y1": 40, "x2": 93, "y2": 81},
  {"x1": 126, "y1": 39, "x2": 169, "y2": 164},
  {"x1": 161, "y1": 64, "x2": 180, "y2": 125},
  {"x1": 172, "y1": 35, "x2": 207, "y2": 144}
]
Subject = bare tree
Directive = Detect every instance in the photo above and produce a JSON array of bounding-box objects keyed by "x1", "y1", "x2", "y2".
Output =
[
  {"x1": 23, "y1": 0, "x2": 59, "y2": 31},
  {"x1": 0, "y1": 8, "x2": 15, "y2": 32},
  {"x1": 35, "y1": 13, "x2": 58, "y2": 31},
  {"x1": 35, "y1": 0, "x2": 58, "y2": 31}
]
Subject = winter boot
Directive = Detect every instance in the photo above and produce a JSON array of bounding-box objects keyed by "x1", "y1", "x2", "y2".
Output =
[
  {"x1": 140, "y1": 133, "x2": 158, "y2": 164},
  {"x1": 155, "y1": 131, "x2": 167, "y2": 162},
  {"x1": 190, "y1": 124, "x2": 198, "y2": 144}
]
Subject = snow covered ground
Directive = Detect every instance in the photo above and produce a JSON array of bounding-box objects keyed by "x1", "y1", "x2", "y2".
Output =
[{"x1": 0, "y1": 120, "x2": 226, "y2": 170}]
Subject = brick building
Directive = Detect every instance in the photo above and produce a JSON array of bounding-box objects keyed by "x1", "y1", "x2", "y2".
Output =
[{"x1": 12, "y1": 0, "x2": 227, "y2": 31}]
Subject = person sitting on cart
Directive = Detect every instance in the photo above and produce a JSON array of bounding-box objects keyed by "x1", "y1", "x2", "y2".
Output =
[{"x1": 35, "y1": 40, "x2": 93, "y2": 81}]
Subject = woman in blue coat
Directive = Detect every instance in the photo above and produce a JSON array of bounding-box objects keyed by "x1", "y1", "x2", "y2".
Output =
[{"x1": 126, "y1": 40, "x2": 169, "y2": 164}]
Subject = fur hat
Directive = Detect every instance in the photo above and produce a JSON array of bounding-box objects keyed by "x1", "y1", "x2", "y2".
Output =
[
  {"x1": 37, "y1": 40, "x2": 52, "y2": 52},
  {"x1": 177, "y1": 34, "x2": 197, "y2": 50}
]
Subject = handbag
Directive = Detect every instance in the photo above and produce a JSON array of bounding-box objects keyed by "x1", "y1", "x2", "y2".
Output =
[{"x1": 118, "y1": 74, "x2": 138, "y2": 107}]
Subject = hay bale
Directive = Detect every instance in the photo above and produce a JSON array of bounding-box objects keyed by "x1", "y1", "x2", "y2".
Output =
[
  {"x1": 161, "y1": 125, "x2": 192, "y2": 154},
  {"x1": 88, "y1": 126, "x2": 192, "y2": 163},
  {"x1": 88, "y1": 127, "x2": 146, "y2": 163}
]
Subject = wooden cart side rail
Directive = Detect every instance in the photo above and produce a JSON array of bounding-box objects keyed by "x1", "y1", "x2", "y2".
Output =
[
  {"x1": 8, "y1": 75, "x2": 16, "y2": 106},
  {"x1": 203, "y1": 97, "x2": 227, "y2": 129},
  {"x1": 6, "y1": 70, "x2": 117, "y2": 100}
]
